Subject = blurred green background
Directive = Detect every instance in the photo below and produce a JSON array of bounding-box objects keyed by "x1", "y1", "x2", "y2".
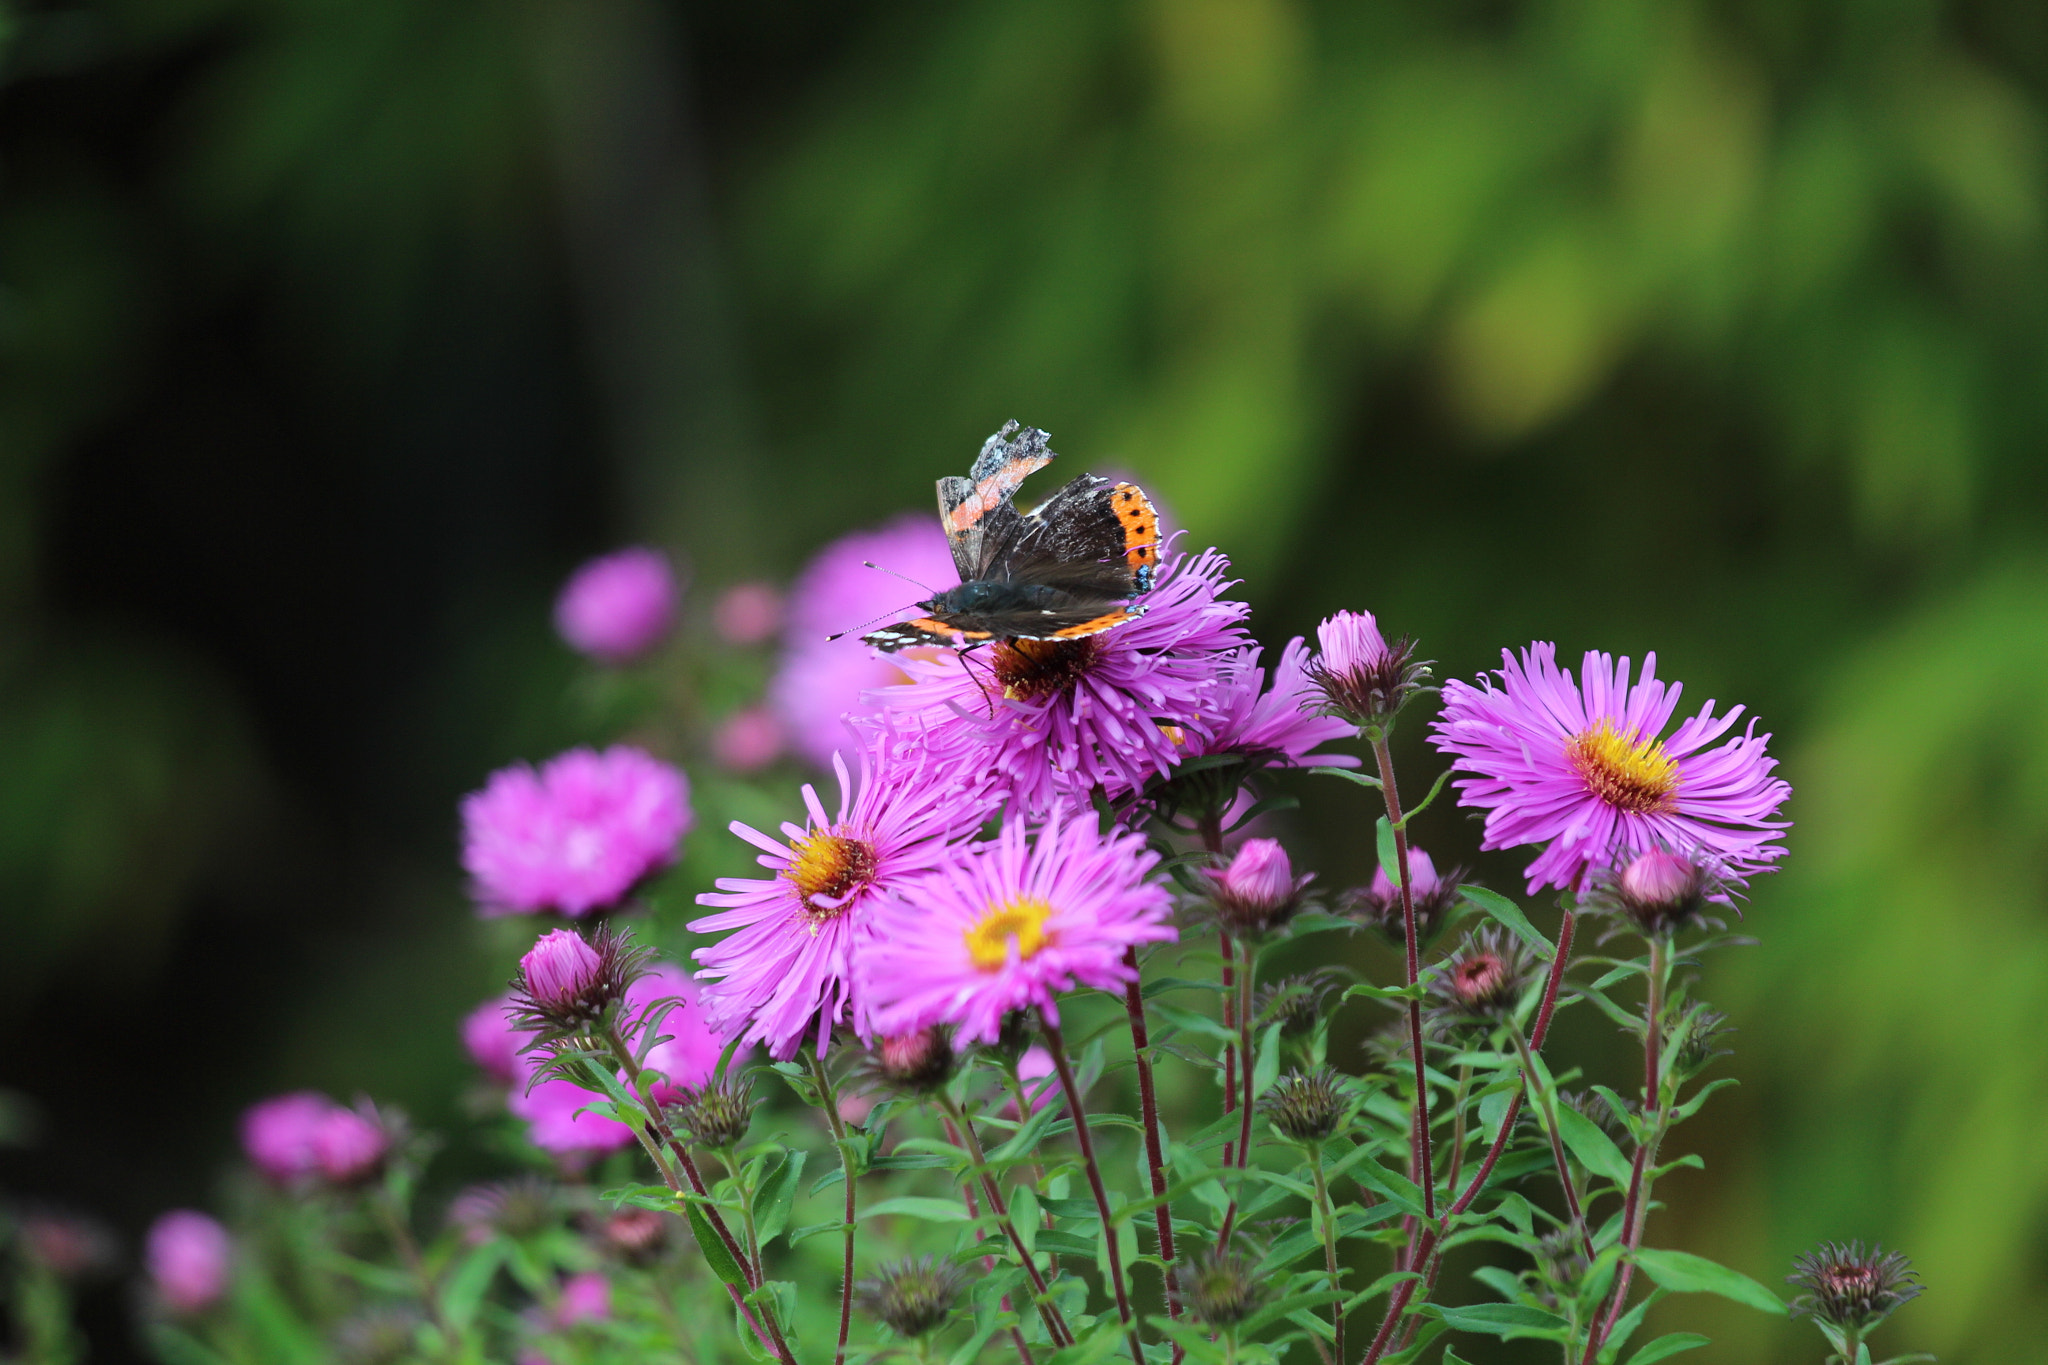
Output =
[{"x1": 5, "y1": 0, "x2": 2047, "y2": 1359}]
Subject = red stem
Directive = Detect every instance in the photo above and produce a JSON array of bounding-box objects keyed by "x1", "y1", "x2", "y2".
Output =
[
  {"x1": 1041, "y1": 1016, "x2": 1146, "y2": 1365},
  {"x1": 1121, "y1": 949, "x2": 1183, "y2": 1325},
  {"x1": 1371, "y1": 735, "x2": 1436, "y2": 1231}
]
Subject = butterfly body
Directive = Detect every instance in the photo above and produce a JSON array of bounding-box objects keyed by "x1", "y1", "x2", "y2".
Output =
[{"x1": 865, "y1": 421, "x2": 1161, "y2": 652}]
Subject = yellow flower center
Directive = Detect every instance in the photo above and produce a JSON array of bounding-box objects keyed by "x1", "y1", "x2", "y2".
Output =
[
  {"x1": 784, "y1": 831, "x2": 878, "y2": 921},
  {"x1": 1566, "y1": 720, "x2": 1680, "y2": 815},
  {"x1": 963, "y1": 896, "x2": 1055, "y2": 971}
]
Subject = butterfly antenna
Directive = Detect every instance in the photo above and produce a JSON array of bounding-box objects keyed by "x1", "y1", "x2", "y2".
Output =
[
  {"x1": 824, "y1": 600, "x2": 922, "y2": 643},
  {"x1": 860, "y1": 560, "x2": 938, "y2": 595}
]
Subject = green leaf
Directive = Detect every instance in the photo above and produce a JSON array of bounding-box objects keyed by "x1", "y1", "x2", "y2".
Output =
[
  {"x1": 859, "y1": 1196, "x2": 975, "y2": 1223},
  {"x1": 1150, "y1": 1000, "x2": 1240, "y2": 1044},
  {"x1": 1344, "y1": 981, "x2": 1427, "y2": 1003},
  {"x1": 1350, "y1": 1160, "x2": 1428, "y2": 1219},
  {"x1": 1309, "y1": 765, "x2": 1380, "y2": 790},
  {"x1": 1554, "y1": 1103, "x2": 1635, "y2": 1185},
  {"x1": 687, "y1": 1203, "x2": 749, "y2": 1289},
  {"x1": 1633, "y1": 1248, "x2": 1786, "y2": 1315},
  {"x1": 1432, "y1": 1301, "x2": 1570, "y2": 1339},
  {"x1": 1459, "y1": 886, "x2": 1552, "y2": 957},
  {"x1": 753, "y1": 1149, "x2": 807, "y2": 1245},
  {"x1": 1394, "y1": 767, "x2": 1453, "y2": 826},
  {"x1": 1376, "y1": 817, "x2": 1401, "y2": 887},
  {"x1": 1235, "y1": 1289, "x2": 1348, "y2": 1338},
  {"x1": 1251, "y1": 1021, "x2": 1283, "y2": 1100},
  {"x1": 440, "y1": 1241, "x2": 505, "y2": 1330},
  {"x1": 1623, "y1": 1332, "x2": 1712, "y2": 1365}
]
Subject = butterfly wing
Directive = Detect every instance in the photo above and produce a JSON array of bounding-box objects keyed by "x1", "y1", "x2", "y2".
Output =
[
  {"x1": 1006, "y1": 475, "x2": 1161, "y2": 597},
  {"x1": 937, "y1": 421, "x2": 1055, "y2": 582}
]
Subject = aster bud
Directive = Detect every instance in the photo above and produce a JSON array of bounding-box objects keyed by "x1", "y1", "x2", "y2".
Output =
[
  {"x1": 555, "y1": 1271, "x2": 611, "y2": 1326},
  {"x1": 601, "y1": 1207, "x2": 668, "y2": 1262},
  {"x1": 867, "y1": 1028, "x2": 955, "y2": 1095},
  {"x1": 854, "y1": 1256, "x2": 969, "y2": 1338},
  {"x1": 1204, "y1": 837, "x2": 1314, "y2": 936},
  {"x1": 1304, "y1": 610, "x2": 1430, "y2": 732},
  {"x1": 1789, "y1": 1241, "x2": 1922, "y2": 1343},
  {"x1": 311, "y1": 1103, "x2": 391, "y2": 1185},
  {"x1": 1182, "y1": 1249, "x2": 1265, "y2": 1330},
  {"x1": 511, "y1": 925, "x2": 647, "y2": 1035},
  {"x1": 1255, "y1": 972, "x2": 1341, "y2": 1039},
  {"x1": 446, "y1": 1177, "x2": 560, "y2": 1244},
  {"x1": 668, "y1": 1074, "x2": 755, "y2": 1151},
  {"x1": 1428, "y1": 927, "x2": 1537, "y2": 1021},
  {"x1": 1671, "y1": 1008, "x2": 1734, "y2": 1079},
  {"x1": 1341, "y1": 845, "x2": 1464, "y2": 946},
  {"x1": 1533, "y1": 1226, "x2": 1589, "y2": 1309},
  {"x1": 1259, "y1": 1067, "x2": 1353, "y2": 1145},
  {"x1": 145, "y1": 1211, "x2": 231, "y2": 1315},
  {"x1": 1608, "y1": 848, "x2": 1719, "y2": 934}
]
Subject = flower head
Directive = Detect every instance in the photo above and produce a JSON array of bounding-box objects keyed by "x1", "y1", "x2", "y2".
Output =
[
  {"x1": 462, "y1": 995, "x2": 524, "y2": 1085},
  {"x1": 1597, "y1": 847, "x2": 1727, "y2": 935},
  {"x1": 507, "y1": 1069, "x2": 635, "y2": 1156},
  {"x1": 861, "y1": 805, "x2": 1175, "y2": 1044},
  {"x1": 311, "y1": 1103, "x2": 390, "y2": 1184},
  {"x1": 1255, "y1": 971, "x2": 1343, "y2": 1038},
  {"x1": 1342, "y1": 845, "x2": 1464, "y2": 946},
  {"x1": 241, "y1": 1092, "x2": 336, "y2": 1182},
  {"x1": 871, "y1": 549, "x2": 1253, "y2": 814},
  {"x1": 461, "y1": 746, "x2": 691, "y2": 918},
  {"x1": 446, "y1": 1177, "x2": 560, "y2": 1243},
  {"x1": 772, "y1": 514, "x2": 959, "y2": 769},
  {"x1": 714, "y1": 581, "x2": 784, "y2": 645},
  {"x1": 1430, "y1": 644, "x2": 1791, "y2": 893},
  {"x1": 667, "y1": 1073, "x2": 755, "y2": 1150},
  {"x1": 554, "y1": 547, "x2": 679, "y2": 664},
  {"x1": 691, "y1": 739, "x2": 986, "y2": 1059},
  {"x1": 511, "y1": 925, "x2": 647, "y2": 1035},
  {"x1": 1305, "y1": 611, "x2": 1429, "y2": 729},
  {"x1": 1789, "y1": 1242, "x2": 1921, "y2": 1335},
  {"x1": 1429, "y1": 927, "x2": 1537, "y2": 1021},
  {"x1": 712, "y1": 705, "x2": 785, "y2": 773},
  {"x1": 855, "y1": 1256, "x2": 969, "y2": 1338},
  {"x1": 1203, "y1": 837, "x2": 1314, "y2": 936},
  {"x1": 556, "y1": 1272, "x2": 612, "y2": 1327},
  {"x1": 146, "y1": 1212, "x2": 230, "y2": 1314},
  {"x1": 1260, "y1": 1067, "x2": 1354, "y2": 1144},
  {"x1": 863, "y1": 1027, "x2": 956, "y2": 1095}
]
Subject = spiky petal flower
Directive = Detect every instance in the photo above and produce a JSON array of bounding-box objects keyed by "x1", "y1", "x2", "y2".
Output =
[
  {"x1": 461, "y1": 746, "x2": 692, "y2": 918},
  {"x1": 510, "y1": 925, "x2": 648, "y2": 1036},
  {"x1": 667, "y1": 1073, "x2": 755, "y2": 1150},
  {"x1": 554, "y1": 546, "x2": 679, "y2": 665},
  {"x1": 771, "y1": 514, "x2": 960, "y2": 769},
  {"x1": 690, "y1": 741, "x2": 985, "y2": 1059},
  {"x1": 241, "y1": 1092, "x2": 336, "y2": 1182},
  {"x1": 462, "y1": 995, "x2": 524, "y2": 1085},
  {"x1": 1430, "y1": 644, "x2": 1791, "y2": 893},
  {"x1": 1305, "y1": 610, "x2": 1429, "y2": 729},
  {"x1": 855, "y1": 1256, "x2": 969, "y2": 1338},
  {"x1": 870, "y1": 549, "x2": 1253, "y2": 814},
  {"x1": 861, "y1": 805, "x2": 1175, "y2": 1044},
  {"x1": 309, "y1": 1103, "x2": 390, "y2": 1184},
  {"x1": 1789, "y1": 1242, "x2": 1922, "y2": 1335}
]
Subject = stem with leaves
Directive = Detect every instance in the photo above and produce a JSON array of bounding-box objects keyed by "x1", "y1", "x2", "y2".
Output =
[
  {"x1": 806, "y1": 1051, "x2": 860, "y2": 1365},
  {"x1": 938, "y1": 1095, "x2": 1075, "y2": 1348},
  {"x1": 1040, "y1": 1016, "x2": 1145, "y2": 1365},
  {"x1": 1121, "y1": 947, "x2": 1183, "y2": 1325},
  {"x1": 1369, "y1": 735, "x2": 1436, "y2": 1237},
  {"x1": 1310, "y1": 1143, "x2": 1345, "y2": 1363},
  {"x1": 942, "y1": 1112, "x2": 1040, "y2": 1365},
  {"x1": 1506, "y1": 1021, "x2": 1594, "y2": 1264}
]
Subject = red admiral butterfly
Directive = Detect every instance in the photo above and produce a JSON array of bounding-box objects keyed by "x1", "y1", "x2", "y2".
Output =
[{"x1": 864, "y1": 421, "x2": 1161, "y2": 652}]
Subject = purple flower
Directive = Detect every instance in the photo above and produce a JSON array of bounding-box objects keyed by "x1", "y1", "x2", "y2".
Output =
[
  {"x1": 1001, "y1": 1046, "x2": 1058, "y2": 1120},
  {"x1": 1345, "y1": 843, "x2": 1464, "y2": 944},
  {"x1": 508, "y1": 1068, "x2": 636, "y2": 1156},
  {"x1": 772, "y1": 515, "x2": 958, "y2": 769},
  {"x1": 861, "y1": 805, "x2": 1175, "y2": 1044},
  {"x1": 871, "y1": 549, "x2": 1253, "y2": 814},
  {"x1": 554, "y1": 547, "x2": 679, "y2": 664},
  {"x1": 461, "y1": 746, "x2": 691, "y2": 918},
  {"x1": 1305, "y1": 610, "x2": 1427, "y2": 727},
  {"x1": 146, "y1": 1211, "x2": 230, "y2": 1314},
  {"x1": 462, "y1": 995, "x2": 524, "y2": 1085},
  {"x1": 511, "y1": 924, "x2": 646, "y2": 1033},
  {"x1": 1204, "y1": 837, "x2": 1314, "y2": 934},
  {"x1": 1430, "y1": 643, "x2": 1791, "y2": 893},
  {"x1": 523, "y1": 930, "x2": 602, "y2": 1008},
  {"x1": 557, "y1": 1271, "x2": 612, "y2": 1326},
  {"x1": 690, "y1": 740, "x2": 985, "y2": 1059},
  {"x1": 310, "y1": 1105, "x2": 389, "y2": 1184},
  {"x1": 1372, "y1": 845, "x2": 1443, "y2": 903},
  {"x1": 625, "y1": 962, "x2": 730, "y2": 1103},
  {"x1": 712, "y1": 704, "x2": 785, "y2": 773},
  {"x1": 240, "y1": 1092, "x2": 333, "y2": 1182},
  {"x1": 714, "y1": 582, "x2": 784, "y2": 645},
  {"x1": 1185, "y1": 638, "x2": 1360, "y2": 769}
]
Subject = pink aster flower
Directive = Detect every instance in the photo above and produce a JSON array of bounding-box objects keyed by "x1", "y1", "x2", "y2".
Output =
[
  {"x1": 241, "y1": 1092, "x2": 334, "y2": 1182},
  {"x1": 557, "y1": 1271, "x2": 612, "y2": 1326},
  {"x1": 1430, "y1": 643, "x2": 1791, "y2": 893},
  {"x1": 554, "y1": 547, "x2": 679, "y2": 664},
  {"x1": 861, "y1": 805, "x2": 1176, "y2": 1044},
  {"x1": 146, "y1": 1211, "x2": 230, "y2": 1314},
  {"x1": 508, "y1": 1067, "x2": 636, "y2": 1156},
  {"x1": 712, "y1": 704, "x2": 785, "y2": 773},
  {"x1": 690, "y1": 739, "x2": 986, "y2": 1059},
  {"x1": 462, "y1": 994, "x2": 524, "y2": 1084},
  {"x1": 624, "y1": 962, "x2": 730, "y2": 1103},
  {"x1": 461, "y1": 746, "x2": 691, "y2": 918},
  {"x1": 772, "y1": 514, "x2": 959, "y2": 769},
  {"x1": 714, "y1": 582, "x2": 784, "y2": 645},
  {"x1": 870, "y1": 548, "x2": 1253, "y2": 814},
  {"x1": 310, "y1": 1104, "x2": 389, "y2": 1184},
  {"x1": 1181, "y1": 637, "x2": 1361, "y2": 770}
]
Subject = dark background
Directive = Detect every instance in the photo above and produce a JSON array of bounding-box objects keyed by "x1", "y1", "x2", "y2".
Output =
[{"x1": 6, "y1": 0, "x2": 2048, "y2": 1359}]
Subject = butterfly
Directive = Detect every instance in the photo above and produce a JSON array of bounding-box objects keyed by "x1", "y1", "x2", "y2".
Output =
[{"x1": 864, "y1": 421, "x2": 1161, "y2": 652}]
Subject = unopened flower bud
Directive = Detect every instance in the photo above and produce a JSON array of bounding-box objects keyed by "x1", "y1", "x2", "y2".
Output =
[
  {"x1": 1672, "y1": 1009, "x2": 1734, "y2": 1078},
  {"x1": 1429, "y1": 928, "x2": 1536, "y2": 1020},
  {"x1": 1205, "y1": 838, "x2": 1313, "y2": 935},
  {"x1": 1304, "y1": 611, "x2": 1429, "y2": 730},
  {"x1": 870, "y1": 1028, "x2": 954, "y2": 1094},
  {"x1": 1610, "y1": 848, "x2": 1719, "y2": 934},
  {"x1": 854, "y1": 1256, "x2": 968, "y2": 1338},
  {"x1": 1789, "y1": 1242, "x2": 1921, "y2": 1335},
  {"x1": 1342, "y1": 845, "x2": 1463, "y2": 946},
  {"x1": 511, "y1": 925, "x2": 646, "y2": 1034},
  {"x1": 668, "y1": 1074, "x2": 755, "y2": 1151},
  {"x1": 146, "y1": 1211, "x2": 231, "y2": 1315},
  {"x1": 1259, "y1": 1067, "x2": 1352, "y2": 1145},
  {"x1": 311, "y1": 1104, "x2": 390, "y2": 1184},
  {"x1": 1255, "y1": 972, "x2": 1340, "y2": 1038},
  {"x1": 334, "y1": 1308, "x2": 423, "y2": 1365},
  {"x1": 447, "y1": 1177, "x2": 558, "y2": 1244},
  {"x1": 601, "y1": 1207, "x2": 668, "y2": 1261},
  {"x1": 1182, "y1": 1249, "x2": 1265, "y2": 1329}
]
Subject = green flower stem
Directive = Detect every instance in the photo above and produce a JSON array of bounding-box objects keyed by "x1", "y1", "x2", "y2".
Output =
[
  {"x1": 716, "y1": 1148, "x2": 768, "y2": 1288},
  {"x1": 1039, "y1": 1015, "x2": 1146, "y2": 1365},
  {"x1": 1311, "y1": 1144, "x2": 1345, "y2": 1364},
  {"x1": 938, "y1": 1095, "x2": 1075, "y2": 1348},
  {"x1": 1200, "y1": 814, "x2": 1241, "y2": 1167},
  {"x1": 805, "y1": 1050, "x2": 859, "y2": 1365},
  {"x1": 1359, "y1": 907, "x2": 1579, "y2": 1365},
  {"x1": 1580, "y1": 935, "x2": 1673, "y2": 1365},
  {"x1": 1119, "y1": 947, "x2": 1184, "y2": 1324},
  {"x1": 1370, "y1": 734, "x2": 1436, "y2": 1231},
  {"x1": 1506, "y1": 1021, "x2": 1594, "y2": 1263},
  {"x1": 941, "y1": 1112, "x2": 1040, "y2": 1365},
  {"x1": 588, "y1": 1033, "x2": 792, "y2": 1364},
  {"x1": 369, "y1": 1183, "x2": 455, "y2": 1351},
  {"x1": 1441, "y1": 1063, "x2": 1472, "y2": 1195},
  {"x1": 1213, "y1": 953, "x2": 1258, "y2": 1249}
]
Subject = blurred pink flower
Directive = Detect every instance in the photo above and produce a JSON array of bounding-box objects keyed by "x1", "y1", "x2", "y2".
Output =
[
  {"x1": 712, "y1": 704, "x2": 785, "y2": 773},
  {"x1": 146, "y1": 1211, "x2": 230, "y2": 1314},
  {"x1": 556, "y1": 1271, "x2": 612, "y2": 1325},
  {"x1": 554, "y1": 547, "x2": 679, "y2": 664},
  {"x1": 508, "y1": 1070, "x2": 636, "y2": 1156},
  {"x1": 714, "y1": 582, "x2": 784, "y2": 645},
  {"x1": 462, "y1": 995, "x2": 524, "y2": 1085},
  {"x1": 1001, "y1": 1046, "x2": 1058, "y2": 1120},
  {"x1": 461, "y1": 746, "x2": 691, "y2": 917},
  {"x1": 240, "y1": 1092, "x2": 333, "y2": 1182},
  {"x1": 310, "y1": 1105, "x2": 388, "y2": 1184},
  {"x1": 626, "y1": 962, "x2": 731, "y2": 1103}
]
